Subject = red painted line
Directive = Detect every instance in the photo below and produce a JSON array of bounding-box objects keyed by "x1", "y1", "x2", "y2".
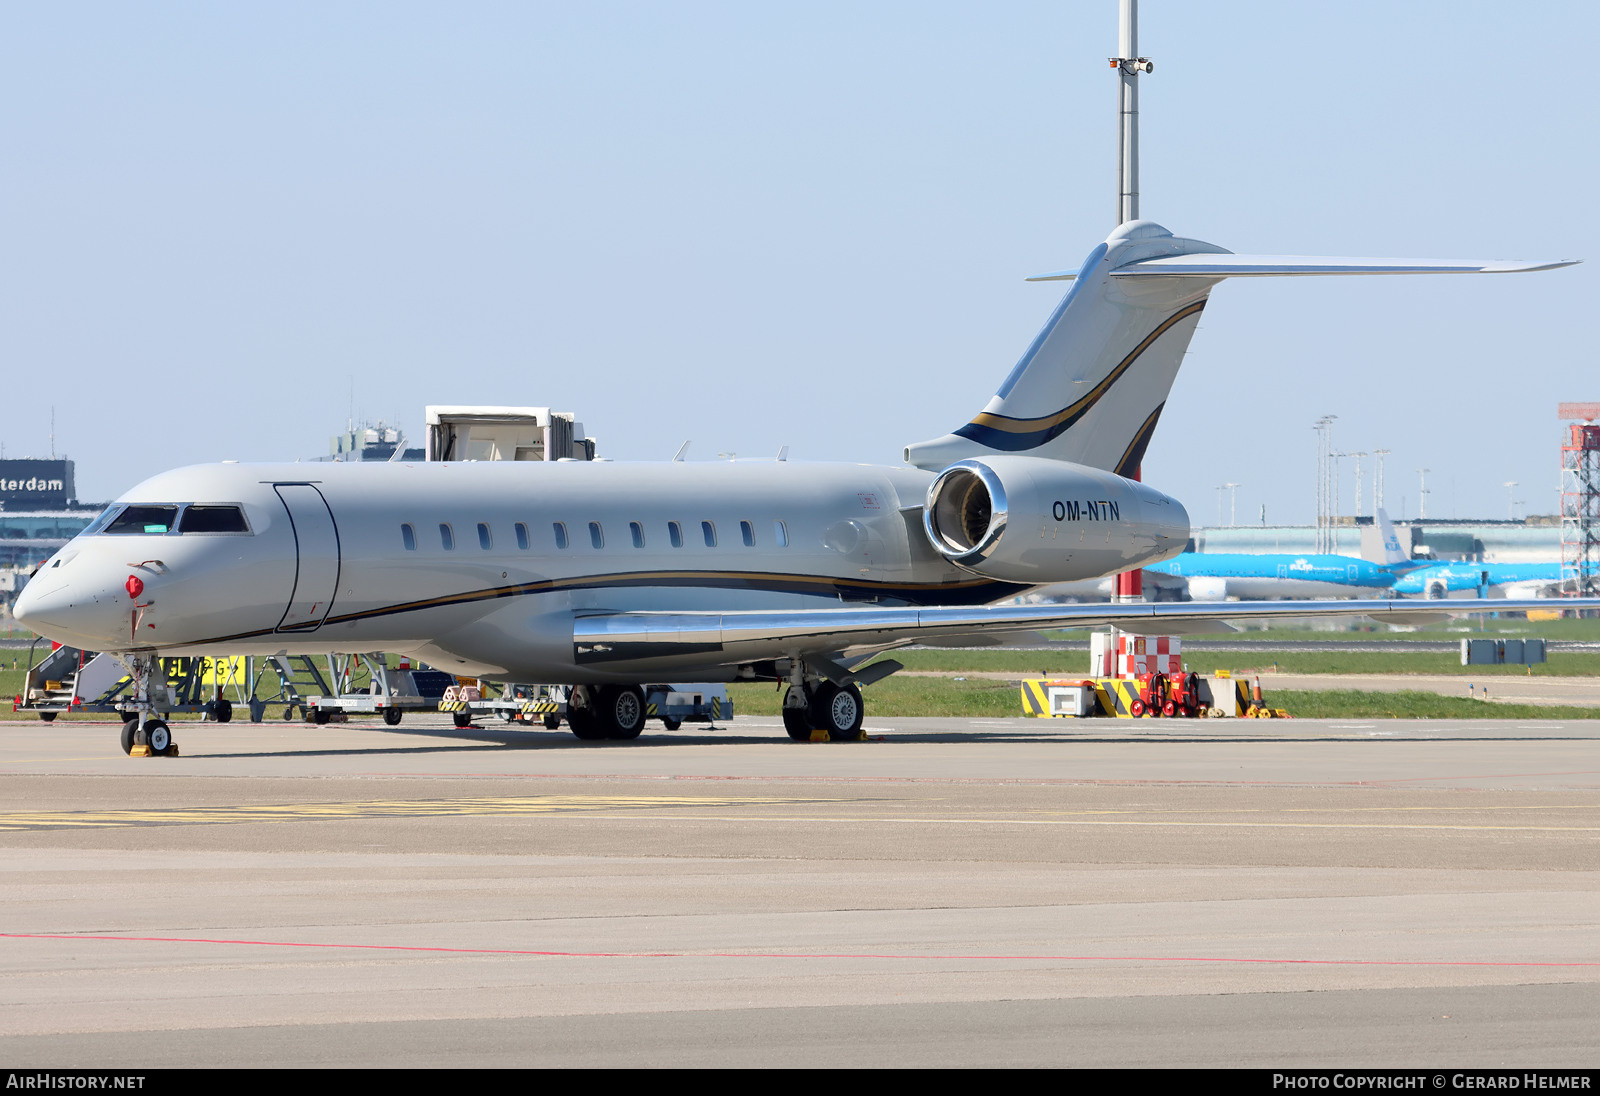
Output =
[{"x1": 3, "y1": 933, "x2": 1597, "y2": 967}]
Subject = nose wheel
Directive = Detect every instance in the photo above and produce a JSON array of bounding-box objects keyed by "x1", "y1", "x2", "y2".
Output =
[{"x1": 120, "y1": 717, "x2": 177, "y2": 757}]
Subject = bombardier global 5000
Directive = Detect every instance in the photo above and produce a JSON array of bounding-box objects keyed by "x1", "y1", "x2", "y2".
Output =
[{"x1": 13, "y1": 218, "x2": 1584, "y2": 753}]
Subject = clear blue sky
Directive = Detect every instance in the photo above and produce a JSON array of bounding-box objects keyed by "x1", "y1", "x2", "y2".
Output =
[{"x1": 2, "y1": 1, "x2": 1594, "y2": 525}]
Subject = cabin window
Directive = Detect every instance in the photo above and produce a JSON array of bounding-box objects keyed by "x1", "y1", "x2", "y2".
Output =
[
  {"x1": 630, "y1": 521, "x2": 645, "y2": 548},
  {"x1": 589, "y1": 521, "x2": 604, "y2": 549},
  {"x1": 177, "y1": 505, "x2": 249, "y2": 533},
  {"x1": 515, "y1": 522, "x2": 530, "y2": 550},
  {"x1": 400, "y1": 523, "x2": 417, "y2": 551},
  {"x1": 104, "y1": 505, "x2": 179, "y2": 535},
  {"x1": 439, "y1": 523, "x2": 455, "y2": 550},
  {"x1": 740, "y1": 520, "x2": 755, "y2": 547},
  {"x1": 701, "y1": 521, "x2": 716, "y2": 547},
  {"x1": 477, "y1": 522, "x2": 492, "y2": 550},
  {"x1": 668, "y1": 521, "x2": 684, "y2": 548},
  {"x1": 553, "y1": 522, "x2": 569, "y2": 549},
  {"x1": 774, "y1": 520, "x2": 788, "y2": 547}
]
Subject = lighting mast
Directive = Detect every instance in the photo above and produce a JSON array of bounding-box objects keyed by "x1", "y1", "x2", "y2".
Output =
[{"x1": 1111, "y1": 0, "x2": 1154, "y2": 603}]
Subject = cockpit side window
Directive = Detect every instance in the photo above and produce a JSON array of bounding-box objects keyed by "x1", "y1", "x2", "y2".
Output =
[
  {"x1": 103, "y1": 505, "x2": 180, "y2": 535},
  {"x1": 79, "y1": 506, "x2": 121, "y2": 536},
  {"x1": 177, "y1": 505, "x2": 250, "y2": 534}
]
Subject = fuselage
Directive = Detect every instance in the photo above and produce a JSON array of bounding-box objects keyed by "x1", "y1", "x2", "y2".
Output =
[
  {"x1": 16, "y1": 459, "x2": 1185, "y2": 681},
  {"x1": 1142, "y1": 552, "x2": 1398, "y2": 601},
  {"x1": 1391, "y1": 561, "x2": 1563, "y2": 599}
]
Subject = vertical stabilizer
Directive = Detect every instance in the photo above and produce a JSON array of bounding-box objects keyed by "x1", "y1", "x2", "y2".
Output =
[
  {"x1": 1374, "y1": 507, "x2": 1409, "y2": 567},
  {"x1": 904, "y1": 220, "x2": 1226, "y2": 474}
]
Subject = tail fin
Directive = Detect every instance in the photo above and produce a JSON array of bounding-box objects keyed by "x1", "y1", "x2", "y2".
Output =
[
  {"x1": 1373, "y1": 507, "x2": 1409, "y2": 567},
  {"x1": 1363, "y1": 508, "x2": 1414, "y2": 569},
  {"x1": 904, "y1": 221, "x2": 1577, "y2": 474},
  {"x1": 904, "y1": 220, "x2": 1223, "y2": 475}
]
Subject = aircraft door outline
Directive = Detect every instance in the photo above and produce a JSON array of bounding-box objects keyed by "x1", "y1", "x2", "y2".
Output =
[{"x1": 274, "y1": 483, "x2": 341, "y2": 633}]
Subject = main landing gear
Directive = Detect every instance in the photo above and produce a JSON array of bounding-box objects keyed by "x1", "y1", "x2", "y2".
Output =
[
  {"x1": 566, "y1": 685, "x2": 647, "y2": 741},
  {"x1": 782, "y1": 681, "x2": 865, "y2": 742}
]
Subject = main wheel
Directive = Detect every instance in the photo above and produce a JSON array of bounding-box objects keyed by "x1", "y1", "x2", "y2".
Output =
[
  {"x1": 145, "y1": 719, "x2": 174, "y2": 757},
  {"x1": 782, "y1": 687, "x2": 813, "y2": 741},
  {"x1": 382, "y1": 707, "x2": 403, "y2": 726},
  {"x1": 809, "y1": 683, "x2": 864, "y2": 742},
  {"x1": 597, "y1": 685, "x2": 646, "y2": 740},
  {"x1": 567, "y1": 708, "x2": 607, "y2": 740},
  {"x1": 120, "y1": 718, "x2": 138, "y2": 755}
]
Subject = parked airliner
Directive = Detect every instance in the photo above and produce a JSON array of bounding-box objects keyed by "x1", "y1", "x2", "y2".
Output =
[
  {"x1": 1140, "y1": 509, "x2": 1415, "y2": 600},
  {"x1": 1394, "y1": 561, "x2": 1564, "y2": 600},
  {"x1": 13, "y1": 220, "x2": 1583, "y2": 754}
]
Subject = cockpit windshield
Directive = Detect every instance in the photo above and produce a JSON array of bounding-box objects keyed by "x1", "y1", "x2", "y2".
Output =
[
  {"x1": 103, "y1": 506, "x2": 180, "y2": 535},
  {"x1": 97, "y1": 504, "x2": 251, "y2": 535}
]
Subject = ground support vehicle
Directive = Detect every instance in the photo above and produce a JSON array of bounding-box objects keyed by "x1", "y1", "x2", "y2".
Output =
[{"x1": 441, "y1": 682, "x2": 733, "y2": 738}]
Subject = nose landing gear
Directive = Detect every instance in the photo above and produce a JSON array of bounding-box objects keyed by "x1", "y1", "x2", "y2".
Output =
[
  {"x1": 116, "y1": 653, "x2": 180, "y2": 758},
  {"x1": 120, "y1": 716, "x2": 177, "y2": 757}
]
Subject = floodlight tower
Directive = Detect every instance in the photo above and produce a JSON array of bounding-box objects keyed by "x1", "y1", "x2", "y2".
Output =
[
  {"x1": 1372, "y1": 449, "x2": 1390, "y2": 512},
  {"x1": 1110, "y1": 0, "x2": 1153, "y2": 602},
  {"x1": 1112, "y1": 0, "x2": 1152, "y2": 225}
]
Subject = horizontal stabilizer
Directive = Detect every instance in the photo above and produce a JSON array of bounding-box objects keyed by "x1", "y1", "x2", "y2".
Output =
[{"x1": 1027, "y1": 255, "x2": 1579, "y2": 282}]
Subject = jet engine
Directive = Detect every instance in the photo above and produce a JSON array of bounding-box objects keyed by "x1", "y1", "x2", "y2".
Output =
[
  {"x1": 921, "y1": 456, "x2": 1189, "y2": 583},
  {"x1": 1185, "y1": 576, "x2": 1228, "y2": 602}
]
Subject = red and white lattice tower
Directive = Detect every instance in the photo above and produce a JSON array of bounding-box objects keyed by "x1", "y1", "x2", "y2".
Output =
[{"x1": 1558, "y1": 403, "x2": 1600, "y2": 597}]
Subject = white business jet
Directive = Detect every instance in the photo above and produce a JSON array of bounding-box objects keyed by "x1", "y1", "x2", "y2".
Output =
[{"x1": 13, "y1": 219, "x2": 1581, "y2": 753}]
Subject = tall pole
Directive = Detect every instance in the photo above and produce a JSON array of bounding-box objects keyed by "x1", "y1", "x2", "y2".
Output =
[
  {"x1": 1418, "y1": 468, "x2": 1431, "y2": 519},
  {"x1": 1112, "y1": 0, "x2": 1151, "y2": 226},
  {"x1": 1350, "y1": 452, "x2": 1367, "y2": 518},
  {"x1": 1373, "y1": 448, "x2": 1389, "y2": 512},
  {"x1": 1112, "y1": 0, "x2": 1151, "y2": 602}
]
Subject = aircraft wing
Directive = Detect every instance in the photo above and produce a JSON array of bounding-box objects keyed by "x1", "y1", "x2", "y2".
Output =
[{"x1": 573, "y1": 597, "x2": 1598, "y2": 669}]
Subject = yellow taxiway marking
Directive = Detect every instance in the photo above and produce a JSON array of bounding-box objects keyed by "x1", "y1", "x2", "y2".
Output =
[{"x1": 0, "y1": 794, "x2": 829, "y2": 831}]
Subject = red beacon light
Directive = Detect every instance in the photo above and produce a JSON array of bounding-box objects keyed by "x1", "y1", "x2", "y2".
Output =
[{"x1": 125, "y1": 575, "x2": 144, "y2": 599}]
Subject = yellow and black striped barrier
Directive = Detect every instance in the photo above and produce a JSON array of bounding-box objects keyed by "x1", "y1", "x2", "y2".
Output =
[{"x1": 1021, "y1": 677, "x2": 1255, "y2": 718}]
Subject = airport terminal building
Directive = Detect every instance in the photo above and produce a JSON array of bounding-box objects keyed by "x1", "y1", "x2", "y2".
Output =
[{"x1": 0, "y1": 458, "x2": 99, "y2": 570}]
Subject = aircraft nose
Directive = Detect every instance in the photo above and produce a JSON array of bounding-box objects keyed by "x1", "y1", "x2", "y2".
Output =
[{"x1": 13, "y1": 578, "x2": 127, "y2": 649}]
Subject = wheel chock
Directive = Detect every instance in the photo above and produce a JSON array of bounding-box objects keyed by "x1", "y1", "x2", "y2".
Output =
[
  {"x1": 168, "y1": 745, "x2": 180, "y2": 757},
  {"x1": 809, "y1": 727, "x2": 830, "y2": 743},
  {"x1": 129, "y1": 744, "x2": 152, "y2": 757}
]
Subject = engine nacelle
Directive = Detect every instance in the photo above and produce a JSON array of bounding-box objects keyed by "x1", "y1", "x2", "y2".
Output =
[
  {"x1": 922, "y1": 456, "x2": 1190, "y2": 583},
  {"x1": 1186, "y1": 576, "x2": 1228, "y2": 602}
]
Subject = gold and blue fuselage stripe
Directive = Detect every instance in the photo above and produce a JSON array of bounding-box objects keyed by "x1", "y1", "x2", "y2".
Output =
[{"x1": 953, "y1": 301, "x2": 1206, "y2": 452}]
